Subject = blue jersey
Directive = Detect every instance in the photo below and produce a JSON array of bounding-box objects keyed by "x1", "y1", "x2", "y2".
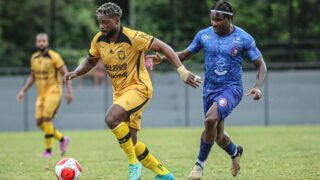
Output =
[{"x1": 187, "y1": 26, "x2": 262, "y2": 95}]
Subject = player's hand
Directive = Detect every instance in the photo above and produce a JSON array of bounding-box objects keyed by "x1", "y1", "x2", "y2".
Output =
[
  {"x1": 186, "y1": 73, "x2": 202, "y2": 88},
  {"x1": 65, "y1": 92, "x2": 73, "y2": 104},
  {"x1": 177, "y1": 65, "x2": 201, "y2": 88},
  {"x1": 145, "y1": 53, "x2": 162, "y2": 70},
  {"x1": 16, "y1": 91, "x2": 25, "y2": 102},
  {"x1": 246, "y1": 88, "x2": 262, "y2": 100},
  {"x1": 144, "y1": 57, "x2": 154, "y2": 70},
  {"x1": 63, "y1": 72, "x2": 77, "y2": 85}
]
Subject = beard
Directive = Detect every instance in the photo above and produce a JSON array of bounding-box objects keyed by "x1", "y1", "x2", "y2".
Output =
[
  {"x1": 37, "y1": 47, "x2": 47, "y2": 52},
  {"x1": 103, "y1": 28, "x2": 117, "y2": 38},
  {"x1": 213, "y1": 24, "x2": 231, "y2": 35}
]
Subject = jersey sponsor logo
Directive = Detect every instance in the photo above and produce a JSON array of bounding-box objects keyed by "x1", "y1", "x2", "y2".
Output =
[
  {"x1": 107, "y1": 71, "x2": 128, "y2": 79},
  {"x1": 201, "y1": 34, "x2": 211, "y2": 41},
  {"x1": 214, "y1": 58, "x2": 228, "y2": 76},
  {"x1": 35, "y1": 70, "x2": 49, "y2": 80},
  {"x1": 117, "y1": 50, "x2": 126, "y2": 60},
  {"x1": 105, "y1": 63, "x2": 127, "y2": 71},
  {"x1": 230, "y1": 46, "x2": 240, "y2": 56},
  {"x1": 35, "y1": 70, "x2": 49, "y2": 75},
  {"x1": 218, "y1": 97, "x2": 228, "y2": 107},
  {"x1": 232, "y1": 36, "x2": 243, "y2": 45},
  {"x1": 214, "y1": 70, "x2": 227, "y2": 76}
]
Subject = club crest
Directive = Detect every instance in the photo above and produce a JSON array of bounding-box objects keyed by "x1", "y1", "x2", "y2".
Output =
[
  {"x1": 230, "y1": 46, "x2": 240, "y2": 56},
  {"x1": 117, "y1": 50, "x2": 126, "y2": 60},
  {"x1": 218, "y1": 97, "x2": 228, "y2": 107}
]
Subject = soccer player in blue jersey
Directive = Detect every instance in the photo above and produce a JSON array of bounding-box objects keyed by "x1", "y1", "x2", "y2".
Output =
[{"x1": 148, "y1": 1, "x2": 267, "y2": 179}]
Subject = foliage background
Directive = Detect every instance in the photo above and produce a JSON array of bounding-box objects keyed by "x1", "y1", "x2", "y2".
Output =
[{"x1": 0, "y1": 0, "x2": 319, "y2": 67}]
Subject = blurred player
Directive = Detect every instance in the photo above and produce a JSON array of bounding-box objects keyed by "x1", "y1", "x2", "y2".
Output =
[
  {"x1": 147, "y1": 1, "x2": 267, "y2": 179},
  {"x1": 16, "y1": 33, "x2": 73, "y2": 158},
  {"x1": 63, "y1": 2, "x2": 201, "y2": 180}
]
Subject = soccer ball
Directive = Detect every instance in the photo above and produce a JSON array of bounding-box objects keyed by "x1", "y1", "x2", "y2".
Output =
[{"x1": 55, "y1": 158, "x2": 82, "y2": 180}]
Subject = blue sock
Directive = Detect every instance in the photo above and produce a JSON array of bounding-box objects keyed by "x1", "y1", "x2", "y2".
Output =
[
  {"x1": 223, "y1": 141, "x2": 237, "y2": 157},
  {"x1": 197, "y1": 139, "x2": 214, "y2": 162}
]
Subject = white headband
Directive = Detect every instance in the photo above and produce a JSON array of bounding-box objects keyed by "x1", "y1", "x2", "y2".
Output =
[{"x1": 210, "y1": 10, "x2": 233, "y2": 16}]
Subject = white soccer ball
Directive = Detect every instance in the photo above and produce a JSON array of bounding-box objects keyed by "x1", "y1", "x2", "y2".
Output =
[{"x1": 55, "y1": 158, "x2": 82, "y2": 180}]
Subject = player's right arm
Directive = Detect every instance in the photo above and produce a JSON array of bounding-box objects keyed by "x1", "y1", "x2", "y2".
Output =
[
  {"x1": 16, "y1": 71, "x2": 35, "y2": 102},
  {"x1": 63, "y1": 55, "x2": 99, "y2": 84},
  {"x1": 63, "y1": 33, "x2": 101, "y2": 84}
]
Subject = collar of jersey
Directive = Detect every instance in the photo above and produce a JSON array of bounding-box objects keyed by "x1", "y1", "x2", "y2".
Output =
[{"x1": 97, "y1": 26, "x2": 132, "y2": 46}]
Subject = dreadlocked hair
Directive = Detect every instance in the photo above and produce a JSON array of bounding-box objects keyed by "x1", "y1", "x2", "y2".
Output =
[
  {"x1": 96, "y1": 2, "x2": 122, "y2": 17},
  {"x1": 211, "y1": 1, "x2": 234, "y2": 18}
]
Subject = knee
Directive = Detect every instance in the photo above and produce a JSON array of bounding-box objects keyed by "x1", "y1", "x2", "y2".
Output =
[
  {"x1": 204, "y1": 116, "x2": 219, "y2": 128},
  {"x1": 105, "y1": 113, "x2": 120, "y2": 129},
  {"x1": 131, "y1": 134, "x2": 137, "y2": 145},
  {"x1": 36, "y1": 121, "x2": 42, "y2": 128},
  {"x1": 130, "y1": 129, "x2": 138, "y2": 145},
  {"x1": 36, "y1": 118, "x2": 43, "y2": 128},
  {"x1": 43, "y1": 117, "x2": 51, "y2": 122}
]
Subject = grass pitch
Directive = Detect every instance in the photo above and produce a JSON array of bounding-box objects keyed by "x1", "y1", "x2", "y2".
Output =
[{"x1": 0, "y1": 125, "x2": 319, "y2": 180}]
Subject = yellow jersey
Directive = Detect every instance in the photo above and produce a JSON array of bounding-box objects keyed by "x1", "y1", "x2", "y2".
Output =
[
  {"x1": 30, "y1": 49, "x2": 64, "y2": 96},
  {"x1": 89, "y1": 26, "x2": 154, "y2": 98}
]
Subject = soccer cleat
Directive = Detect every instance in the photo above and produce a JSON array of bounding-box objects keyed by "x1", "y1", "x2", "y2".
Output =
[
  {"x1": 128, "y1": 162, "x2": 142, "y2": 180},
  {"x1": 60, "y1": 136, "x2": 70, "y2": 156},
  {"x1": 188, "y1": 162, "x2": 203, "y2": 180},
  {"x1": 231, "y1": 145, "x2": 243, "y2": 177},
  {"x1": 41, "y1": 151, "x2": 53, "y2": 158},
  {"x1": 155, "y1": 172, "x2": 174, "y2": 180}
]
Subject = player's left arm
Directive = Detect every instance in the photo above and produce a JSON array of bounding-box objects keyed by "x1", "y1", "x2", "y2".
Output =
[
  {"x1": 59, "y1": 65, "x2": 73, "y2": 104},
  {"x1": 246, "y1": 56, "x2": 267, "y2": 100},
  {"x1": 149, "y1": 38, "x2": 201, "y2": 88}
]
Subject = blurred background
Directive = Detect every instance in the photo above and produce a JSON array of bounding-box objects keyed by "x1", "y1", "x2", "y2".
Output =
[{"x1": 0, "y1": 0, "x2": 319, "y2": 131}]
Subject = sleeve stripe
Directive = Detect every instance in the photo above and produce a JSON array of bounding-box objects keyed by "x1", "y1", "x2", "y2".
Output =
[
  {"x1": 88, "y1": 52, "x2": 96, "y2": 57},
  {"x1": 147, "y1": 37, "x2": 155, "y2": 50}
]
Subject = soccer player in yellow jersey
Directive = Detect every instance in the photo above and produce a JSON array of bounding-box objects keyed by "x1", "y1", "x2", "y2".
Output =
[
  {"x1": 16, "y1": 33, "x2": 73, "y2": 158},
  {"x1": 63, "y1": 2, "x2": 201, "y2": 180}
]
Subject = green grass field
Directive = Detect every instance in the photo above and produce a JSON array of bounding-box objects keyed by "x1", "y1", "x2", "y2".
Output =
[{"x1": 0, "y1": 125, "x2": 319, "y2": 180}]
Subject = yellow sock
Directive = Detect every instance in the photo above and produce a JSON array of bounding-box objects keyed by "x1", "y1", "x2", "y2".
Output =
[
  {"x1": 43, "y1": 122, "x2": 54, "y2": 151},
  {"x1": 40, "y1": 123, "x2": 62, "y2": 141},
  {"x1": 111, "y1": 122, "x2": 138, "y2": 164},
  {"x1": 53, "y1": 128, "x2": 63, "y2": 141},
  {"x1": 135, "y1": 141, "x2": 169, "y2": 175}
]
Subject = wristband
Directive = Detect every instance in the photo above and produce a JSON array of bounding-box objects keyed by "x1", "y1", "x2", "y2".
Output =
[{"x1": 177, "y1": 65, "x2": 189, "y2": 82}]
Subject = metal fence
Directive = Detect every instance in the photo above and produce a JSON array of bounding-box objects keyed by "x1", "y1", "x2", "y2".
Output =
[{"x1": 1, "y1": 70, "x2": 319, "y2": 131}]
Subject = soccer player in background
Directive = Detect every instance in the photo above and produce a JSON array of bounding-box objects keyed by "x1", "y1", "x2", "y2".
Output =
[
  {"x1": 147, "y1": 1, "x2": 267, "y2": 179},
  {"x1": 16, "y1": 33, "x2": 73, "y2": 158},
  {"x1": 63, "y1": 2, "x2": 201, "y2": 180}
]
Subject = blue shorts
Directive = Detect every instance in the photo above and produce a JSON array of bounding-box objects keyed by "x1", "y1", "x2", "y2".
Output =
[{"x1": 203, "y1": 87, "x2": 243, "y2": 120}]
